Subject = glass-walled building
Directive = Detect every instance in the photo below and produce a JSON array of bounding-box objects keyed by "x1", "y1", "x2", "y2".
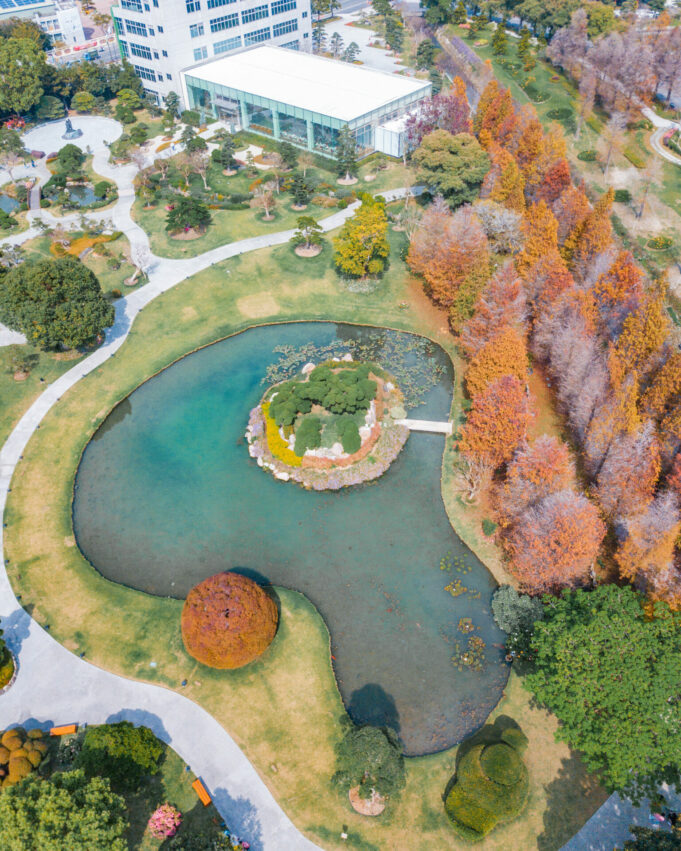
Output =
[{"x1": 181, "y1": 45, "x2": 431, "y2": 158}]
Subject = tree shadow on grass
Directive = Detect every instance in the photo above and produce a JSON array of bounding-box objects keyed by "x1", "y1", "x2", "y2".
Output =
[{"x1": 537, "y1": 751, "x2": 608, "y2": 851}]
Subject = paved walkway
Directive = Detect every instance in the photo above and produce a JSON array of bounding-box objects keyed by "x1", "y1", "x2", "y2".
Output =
[{"x1": 0, "y1": 117, "x2": 424, "y2": 849}]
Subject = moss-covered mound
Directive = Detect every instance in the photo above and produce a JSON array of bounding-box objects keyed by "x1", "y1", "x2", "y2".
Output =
[
  {"x1": 444, "y1": 728, "x2": 529, "y2": 841},
  {"x1": 0, "y1": 727, "x2": 48, "y2": 788},
  {"x1": 181, "y1": 571, "x2": 278, "y2": 669}
]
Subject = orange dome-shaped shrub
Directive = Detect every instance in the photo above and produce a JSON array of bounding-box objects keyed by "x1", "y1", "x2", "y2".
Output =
[{"x1": 181, "y1": 572, "x2": 278, "y2": 669}]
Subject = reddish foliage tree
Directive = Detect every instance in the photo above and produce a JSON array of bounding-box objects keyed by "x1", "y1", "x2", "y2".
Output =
[
  {"x1": 616, "y1": 492, "x2": 680, "y2": 591},
  {"x1": 479, "y1": 143, "x2": 525, "y2": 212},
  {"x1": 473, "y1": 80, "x2": 500, "y2": 136},
  {"x1": 552, "y1": 183, "x2": 590, "y2": 245},
  {"x1": 460, "y1": 261, "x2": 526, "y2": 357},
  {"x1": 458, "y1": 375, "x2": 535, "y2": 470},
  {"x1": 513, "y1": 111, "x2": 544, "y2": 185},
  {"x1": 596, "y1": 420, "x2": 660, "y2": 519},
  {"x1": 465, "y1": 325, "x2": 528, "y2": 399},
  {"x1": 181, "y1": 571, "x2": 278, "y2": 669},
  {"x1": 407, "y1": 201, "x2": 489, "y2": 307},
  {"x1": 523, "y1": 249, "x2": 574, "y2": 316},
  {"x1": 535, "y1": 158, "x2": 571, "y2": 205},
  {"x1": 668, "y1": 453, "x2": 681, "y2": 500},
  {"x1": 497, "y1": 435, "x2": 575, "y2": 524},
  {"x1": 405, "y1": 77, "x2": 472, "y2": 151},
  {"x1": 515, "y1": 200, "x2": 559, "y2": 275},
  {"x1": 592, "y1": 250, "x2": 644, "y2": 340},
  {"x1": 660, "y1": 405, "x2": 681, "y2": 466},
  {"x1": 478, "y1": 86, "x2": 514, "y2": 144},
  {"x1": 505, "y1": 490, "x2": 605, "y2": 594}
]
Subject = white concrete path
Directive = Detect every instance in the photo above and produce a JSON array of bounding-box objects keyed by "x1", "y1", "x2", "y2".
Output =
[
  {"x1": 0, "y1": 118, "x2": 423, "y2": 848},
  {"x1": 396, "y1": 418, "x2": 453, "y2": 434}
]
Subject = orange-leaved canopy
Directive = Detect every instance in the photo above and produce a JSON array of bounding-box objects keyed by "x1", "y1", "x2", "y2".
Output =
[{"x1": 181, "y1": 572, "x2": 278, "y2": 669}]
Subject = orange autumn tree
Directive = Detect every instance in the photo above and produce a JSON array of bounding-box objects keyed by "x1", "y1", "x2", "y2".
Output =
[
  {"x1": 564, "y1": 188, "x2": 614, "y2": 280},
  {"x1": 535, "y1": 158, "x2": 571, "y2": 205},
  {"x1": 505, "y1": 490, "x2": 605, "y2": 594},
  {"x1": 584, "y1": 373, "x2": 640, "y2": 476},
  {"x1": 616, "y1": 492, "x2": 680, "y2": 592},
  {"x1": 473, "y1": 80, "x2": 500, "y2": 136},
  {"x1": 458, "y1": 375, "x2": 535, "y2": 470},
  {"x1": 497, "y1": 435, "x2": 575, "y2": 524},
  {"x1": 612, "y1": 282, "x2": 670, "y2": 380},
  {"x1": 552, "y1": 183, "x2": 590, "y2": 245},
  {"x1": 465, "y1": 325, "x2": 528, "y2": 399},
  {"x1": 513, "y1": 107, "x2": 544, "y2": 185},
  {"x1": 460, "y1": 261, "x2": 526, "y2": 357},
  {"x1": 407, "y1": 200, "x2": 489, "y2": 308},
  {"x1": 593, "y1": 250, "x2": 644, "y2": 339},
  {"x1": 641, "y1": 352, "x2": 681, "y2": 419},
  {"x1": 523, "y1": 249, "x2": 574, "y2": 316},
  {"x1": 515, "y1": 200, "x2": 559, "y2": 275},
  {"x1": 478, "y1": 86, "x2": 514, "y2": 144},
  {"x1": 596, "y1": 420, "x2": 661, "y2": 519},
  {"x1": 480, "y1": 143, "x2": 525, "y2": 212}
]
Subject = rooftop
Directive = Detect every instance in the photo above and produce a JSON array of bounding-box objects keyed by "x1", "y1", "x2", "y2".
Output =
[{"x1": 183, "y1": 45, "x2": 431, "y2": 122}]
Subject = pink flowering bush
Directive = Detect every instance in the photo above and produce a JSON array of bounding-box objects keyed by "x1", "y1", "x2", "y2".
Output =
[{"x1": 147, "y1": 803, "x2": 182, "y2": 838}]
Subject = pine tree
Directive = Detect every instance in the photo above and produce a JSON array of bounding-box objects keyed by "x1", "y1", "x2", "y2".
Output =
[
  {"x1": 452, "y1": 0, "x2": 467, "y2": 24},
  {"x1": 552, "y1": 183, "x2": 590, "y2": 245},
  {"x1": 336, "y1": 124, "x2": 357, "y2": 180},
  {"x1": 515, "y1": 200, "x2": 559, "y2": 275},
  {"x1": 517, "y1": 27, "x2": 531, "y2": 59},
  {"x1": 491, "y1": 22, "x2": 508, "y2": 55},
  {"x1": 612, "y1": 282, "x2": 670, "y2": 381},
  {"x1": 564, "y1": 188, "x2": 614, "y2": 280},
  {"x1": 480, "y1": 143, "x2": 525, "y2": 212}
]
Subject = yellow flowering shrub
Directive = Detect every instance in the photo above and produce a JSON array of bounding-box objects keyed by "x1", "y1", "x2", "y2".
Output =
[{"x1": 262, "y1": 402, "x2": 302, "y2": 467}]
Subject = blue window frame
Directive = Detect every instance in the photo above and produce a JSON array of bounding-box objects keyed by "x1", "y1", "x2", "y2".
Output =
[
  {"x1": 190, "y1": 22, "x2": 204, "y2": 36},
  {"x1": 133, "y1": 64, "x2": 156, "y2": 81},
  {"x1": 271, "y1": 0, "x2": 295, "y2": 14},
  {"x1": 130, "y1": 41, "x2": 152, "y2": 58},
  {"x1": 244, "y1": 24, "x2": 270, "y2": 43},
  {"x1": 207, "y1": 0, "x2": 236, "y2": 8},
  {"x1": 281, "y1": 38, "x2": 299, "y2": 49},
  {"x1": 186, "y1": 0, "x2": 201, "y2": 11},
  {"x1": 210, "y1": 11, "x2": 238, "y2": 30},
  {"x1": 193, "y1": 45, "x2": 208, "y2": 60},
  {"x1": 120, "y1": 0, "x2": 142, "y2": 11},
  {"x1": 119, "y1": 38, "x2": 129, "y2": 56},
  {"x1": 214, "y1": 34, "x2": 241, "y2": 53},
  {"x1": 241, "y1": 3, "x2": 268, "y2": 23},
  {"x1": 123, "y1": 17, "x2": 147, "y2": 35},
  {"x1": 273, "y1": 17, "x2": 296, "y2": 36}
]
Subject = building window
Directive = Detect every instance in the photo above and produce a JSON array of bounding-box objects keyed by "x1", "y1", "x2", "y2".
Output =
[
  {"x1": 162, "y1": 48, "x2": 168, "y2": 55},
  {"x1": 148, "y1": 26, "x2": 155, "y2": 34},
  {"x1": 119, "y1": 39, "x2": 129, "y2": 56},
  {"x1": 167, "y1": 73, "x2": 172, "y2": 78},
  {"x1": 214, "y1": 34, "x2": 241, "y2": 53},
  {"x1": 154, "y1": 50, "x2": 159, "y2": 57},
  {"x1": 281, "y1": 38, "x2": 299, "y2": 49},
  {"x1": 123, "y1": 18, "x2": 147, "y2": 35},
  {"x1": 270, "y1": 0, "x2": 295, "y2": 14},
  {"x1": 193, "y1": 45, "x2": 208, "y2": 60},
  {"x1": 241, "y1": 3, "x2": 268, "y2": 23},
  {"x1": 120, "y1": 0, "x2": 142, "y2": 11},
  {"x1": 158, "y1": 24, "x2": 164, "y2": 31},
  {"x1": 210, "y1": 12, "x2": 238, "y2": 31},
  {"x1": 207, "y1": 0, "x2": 236, "y2": 8},
  {"x1": 190, "y1": 22, "x2": 204, "y2": 36},
  {"x1": 130, "y1": 41, "x2": 152, "y2": 59},
  {"x1": 244, "y1": 25, "x2": 270, "y2": 44},
  {"x1": 186, "y1": 0, "x2": 201, "y2": 12},
  {"x1": 303, "y1": 31, "x2": 308, "y2": 37},
  {"x1": 273, "y1": 17, "x2": 296, "y2": 36},
  {"x1": 133, "y1": 64, "x2": 156, "y2": 81},
  {"x1": 302, "y1": 9, "x2": 307, "y2": 16},
  {"x1": 153, "y1": 0, "x2": 158, "y2": 6}
]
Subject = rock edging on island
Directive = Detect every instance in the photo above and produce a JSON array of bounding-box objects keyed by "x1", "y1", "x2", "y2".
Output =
[{"x1": 244, "y1": 359, "x2": 410, "y2": 491}]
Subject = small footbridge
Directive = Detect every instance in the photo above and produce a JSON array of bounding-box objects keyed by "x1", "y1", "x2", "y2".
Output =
[{"x1": 396, "y1": 419, "x2": 453, "y2": 435}]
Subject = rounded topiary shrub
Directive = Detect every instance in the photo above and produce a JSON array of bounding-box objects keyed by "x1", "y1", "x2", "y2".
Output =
[
  {"x1": 0, "y1": 727, "x2": 47, "y2": 787},
  {"x1": 444, "y1": 727, "x2": 529, "y2": 841},
  {"x1": 181, "y1": 572, "x2": 278, "y2": 669}
]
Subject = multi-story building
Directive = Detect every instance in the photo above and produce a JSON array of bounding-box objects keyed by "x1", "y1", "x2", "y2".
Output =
[{"x1": 110, "y1": 0, "x2": 312, "y2": 106}]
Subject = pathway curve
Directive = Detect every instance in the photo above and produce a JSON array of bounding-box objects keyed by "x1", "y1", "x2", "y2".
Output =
[{"x1": 0, "y1": 124, "x2": 419, "y2": 847}]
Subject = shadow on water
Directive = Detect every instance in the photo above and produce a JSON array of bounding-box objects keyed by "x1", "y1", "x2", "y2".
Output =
[
  {"x1": 347, "y1": 683, "x2": 401, "y2": 736},
  {"x1": 92, "y1": 397, "x2": 132, "y2": 440}
]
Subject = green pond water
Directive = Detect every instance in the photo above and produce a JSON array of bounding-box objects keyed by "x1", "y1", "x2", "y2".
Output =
[{"x1": 73, "y1": 322, "x2": 508, "y2": 755}]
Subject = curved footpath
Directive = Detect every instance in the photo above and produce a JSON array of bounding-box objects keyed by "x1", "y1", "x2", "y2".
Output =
[
  {"x1": 0, "y1": 123, "x2": 661, "y2": 848},
  {"x1": 0, "y1": 132, "x2": 418, "y2": 849}
]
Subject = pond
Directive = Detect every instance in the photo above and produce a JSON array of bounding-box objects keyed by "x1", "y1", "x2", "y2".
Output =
[
  {"x1": 0, "y1": 194, "x2": 20, "y2": 213},
  {"x1": 68, "y1": 185, "x2": 97, "y2": 207},
  {"x1": 72, "y1": 323, "x2": 508, "y2": 756}
]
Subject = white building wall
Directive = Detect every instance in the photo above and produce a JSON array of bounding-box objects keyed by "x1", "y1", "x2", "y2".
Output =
[{"x1": 111, "y1": 0, "x2": 312, "y2": 106}]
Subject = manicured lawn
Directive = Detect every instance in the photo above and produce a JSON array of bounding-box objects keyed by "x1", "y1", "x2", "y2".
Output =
[{"x1": 5, "y1": 231, "x2": 606, "y2": 849}]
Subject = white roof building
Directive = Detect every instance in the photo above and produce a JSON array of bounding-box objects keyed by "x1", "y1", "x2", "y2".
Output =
[{"x1": 181, "y1": 45, "x2": 431, "y2": 157}]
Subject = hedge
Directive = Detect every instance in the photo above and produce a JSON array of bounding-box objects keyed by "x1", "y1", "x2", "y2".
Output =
[
  {"x1": 262, "y1": 402, "x2": 301, "y2": 467},
  {"x1": 622, "y1": 146, "x2": 645, "y2": 168}
]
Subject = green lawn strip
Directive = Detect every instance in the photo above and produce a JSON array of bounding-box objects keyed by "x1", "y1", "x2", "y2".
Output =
[{"x1": 4, "y1": 233, "x2": 605, "y2": 848}]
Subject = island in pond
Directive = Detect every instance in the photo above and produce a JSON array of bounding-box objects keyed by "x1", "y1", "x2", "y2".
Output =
[{"x1": 245, "y1": 356, "x2": 409, "y2": 490}]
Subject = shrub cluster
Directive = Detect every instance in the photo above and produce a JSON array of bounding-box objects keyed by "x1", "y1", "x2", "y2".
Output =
[
  {"x1": 76, "y1": 721, "x2": 163, "y2": 792},
  {"x1": 444, "y1": 727, "x2": 529, "y2": 840},
  {"x1": 269, "y1": 364, "x2": 377, "y2": 427},
  {"x1": 262, "y1": 402, "x2": 301, "y2": 467},
  {"x1": 0, "y1": 728, "x2": 48, "y2": 788}
]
